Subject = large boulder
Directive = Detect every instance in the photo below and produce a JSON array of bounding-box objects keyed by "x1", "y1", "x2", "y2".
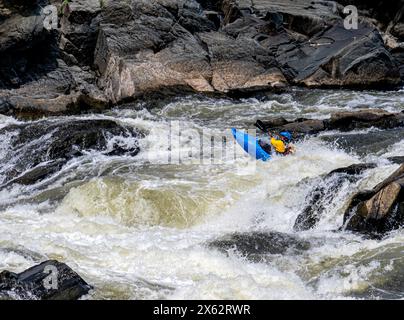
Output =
[
  {"x1": 0, "y1": 119, "x2": 143, "y2": 187},
  {"x1": 0, "y1": 0, "x2": 54, "y2": 88},
  {"x1": 197, "y1": 31, "x2": 286, "y2": 93},
  {"x1": 1, "y1": 0, "x2": 403, "y2": 113},
  {"x1": 0, "y1": 260, "x2": 92, "y2": 300},
  {"x1": 294, "y1": 163, "x2": 376, "y2": 231},
  {"x1": 343, "y1": 164, "x2": 404, "y2": 235},
  {"x1": 93, "y1": 0, "x2": 215, "y2": 103},
  {"x1": 220, "y1": 0, "x2": 401, "y2": 88},
  {"x1": 0, "y1": 0, "x2": 108, "y2": 117},
  {"x1": 93, "y1": 0, "x2": 287, "y2": 103},
  {"x1": 59, "y1": 0, "x2": 103, "y2": 66},
  {"x1": 292, "y1": 25, "x2": 400, "y2": 87}
]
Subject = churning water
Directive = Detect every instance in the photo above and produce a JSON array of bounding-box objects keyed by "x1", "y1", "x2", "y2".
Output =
[{"x1": 1, "y1": 88, "x2": 404, "y2": 299}]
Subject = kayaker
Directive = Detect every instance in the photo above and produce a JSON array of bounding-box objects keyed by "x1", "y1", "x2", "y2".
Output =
[{"x1": 258, "y1": 131, "x2": 295, "y2": 156}]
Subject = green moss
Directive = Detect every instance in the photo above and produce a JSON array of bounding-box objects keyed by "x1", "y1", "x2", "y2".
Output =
[{"x1": 59, "y1": 0, "x2": 70, "y2": 16}]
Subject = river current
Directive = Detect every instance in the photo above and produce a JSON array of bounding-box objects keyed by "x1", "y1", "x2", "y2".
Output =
[{"x1": 1, "y1": 88, "x2": 404, "y2": 299}]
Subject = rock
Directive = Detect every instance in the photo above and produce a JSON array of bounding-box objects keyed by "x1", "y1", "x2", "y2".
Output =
[
  {"x1": 197, "y1": 0, "x2": 220, "y2": 11},
  {"x1": 391, "y1": 48, "x2": 404, "y2": 79},
  {"x1": 59, "y1": 0, "x2": 103, "y2": 66},
  {"x1": 0, "y1": 119, "x2": 144, "y2": 187},
  {"x1": 327, "y1": 109, "x2": 404, "y2": 131},
  {"x1": 93, "y1": 0, "x2": 214, "y2": 103},
  {"x1": 329, "y1": 163, "x2": 378, "y2": 176},
  {"x1": 0, "y1": 61, "x2": 108, "y2": 119},
  {"x1": 0, "y1": 260, "x2": 92, "y2": 300},
  {"x1": 221, "y1": 1, "x2": 401, "y2": 88},
  {"x1": 344, "y1": 164, "x2": 404, "y2": 235},
  {"x1": 0, "y1": 0, "x2": 54, "y2": 89},
  {"x1": 392, "y1": 23, "x2": 404, "y2": 41},
  {"x1": 198, "y1": 31, "x2": 287, "y2": 93},
  {"x1": 321, "y1": 128, "x2": 404, "y2": 157},
  {"x1": 0, "y1": 0, "x2": 108, "y2": 117},
  {"x1": 294, "y1": 163, "x2": 376, "y2": 231},
  {"x1": 281, "y1": 119, "x2": 325, "y2": 134},
  {"x1": 255, "y1": 109, "x2": 404, "y2": 138},
  {"x1": 1, "y1": 1, "x2": 403, "y2": 114},
  {"x1": 208, "y1": 231, "x2": 310, "y2": 262},
  {"x1": 93, "y1": 0, "x2": 287, "y2": 103},
  {"x1": 338, "y1": 0, "x2": 404, "y2": 30},
  {"x1": 289, "y1": 24, "x2": 400, "y2": 87},
  {"x1": 256, "y1": 117, "x2": 288, "y2": 129},
  {"x1": 255, "y1": 118, "x2": 326, "y2": 136},
  {"x1": 388, "y1": 156, "x2": 404, "y2": 165}
]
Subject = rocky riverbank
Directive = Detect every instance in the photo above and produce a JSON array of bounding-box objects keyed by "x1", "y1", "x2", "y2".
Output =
[{"x1": 1, "y1": 0, "x2": 404, "y2": 117}]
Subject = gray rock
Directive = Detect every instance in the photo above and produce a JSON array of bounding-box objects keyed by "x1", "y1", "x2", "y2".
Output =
[
  {"x1": 327, "y1": 109, "x2": 404, "y2": 131},
  {"x1": 208, "y1": 231, "x2": 310, "y2": 262},
  {"x1": 0, "y1": 260, "x2": 92, "y2": 300},
  {"x1": 255, "y1": 109, "x2": 404, "y2": 137},
  {"x1": 320, "y1": 128, "x2": 404, "y2": 157},
  {"x1": 1, "y1": 0, "x2": 403, "y2": 114},
  {"x1": 388, "y1": 156, "x2": 404, "y2": 165},
  {"x1": 0, "y1": 119, "x2": 144, "y2": 187}
]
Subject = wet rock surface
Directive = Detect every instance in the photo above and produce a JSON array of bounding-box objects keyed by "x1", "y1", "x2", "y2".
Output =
[
  {"x1": 0, "y1": 0, "x2": 107, "y2": 117},
  {"x1": 344, "y1": 164, "x2": 404, "y2": 236},
  {"x1": 208, "y1": 231, "x2": 311, "y2": 262},
  {"x1": 321, "y1": 128, "x2": 404, "y2": 157},
  {"x1": 0, "y1": 119, "x2": 144, "y2": 187},
  {"x1": 256, "y1": 109, "x2": 404, "y2": 138},
  {"x1": 0, "y1": 0, "x2": 403, "y2": 115},
  {"x1": 294, "y1": 163, "x2": 377, "y2": 231},
  {"x1": 0, "y1": 260, "x2": 92, "y2": 300}
]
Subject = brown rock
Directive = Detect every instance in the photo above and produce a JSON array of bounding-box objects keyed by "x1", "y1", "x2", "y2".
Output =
[
  {"x1": 344, "y1": 164, "x2": 404, "y2": 235},
  {"x1": 358, "y1": 182, "x2": 401, "y2": 220}
]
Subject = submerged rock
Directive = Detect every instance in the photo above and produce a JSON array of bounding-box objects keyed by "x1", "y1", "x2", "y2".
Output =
[
  {"x1": 208, "y1": 231, "x2": 310, "y2": 262},
  {"x1": 344, "y1": 164, "x2": 404, "y2": 236},
  {"x1": 294, "y1": 163, "x2": 376, "y2": 231},
  {"x1": 0, "y1": 119, "x2": 143, "y2": 187},
  {"x1": 0, "y1": 260, "x2": 92, "y2": 300}
]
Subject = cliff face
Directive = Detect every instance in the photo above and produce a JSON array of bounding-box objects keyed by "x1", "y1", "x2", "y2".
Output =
[{"x1": 0, "y1": 0, "x2": 403, "y2": 116}]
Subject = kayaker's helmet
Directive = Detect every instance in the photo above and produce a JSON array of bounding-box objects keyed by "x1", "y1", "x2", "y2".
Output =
[{"x1": 280, "y1": 131, "x2": 292, "y2": 142}]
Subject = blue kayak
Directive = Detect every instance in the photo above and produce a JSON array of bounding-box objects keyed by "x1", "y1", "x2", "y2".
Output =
[{"x1": 231, "y1": 128, "x2": 271, "y2": 161}]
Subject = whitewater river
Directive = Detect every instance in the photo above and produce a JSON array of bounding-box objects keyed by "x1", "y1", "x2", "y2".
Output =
[{"x1": 0, "y1": 88, "x2": 404, "y2": 299}]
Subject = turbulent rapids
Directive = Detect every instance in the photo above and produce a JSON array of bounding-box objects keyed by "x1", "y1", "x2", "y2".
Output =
[{"x1": 1, "y1": 88, "x2": 404, "y2": 299}]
